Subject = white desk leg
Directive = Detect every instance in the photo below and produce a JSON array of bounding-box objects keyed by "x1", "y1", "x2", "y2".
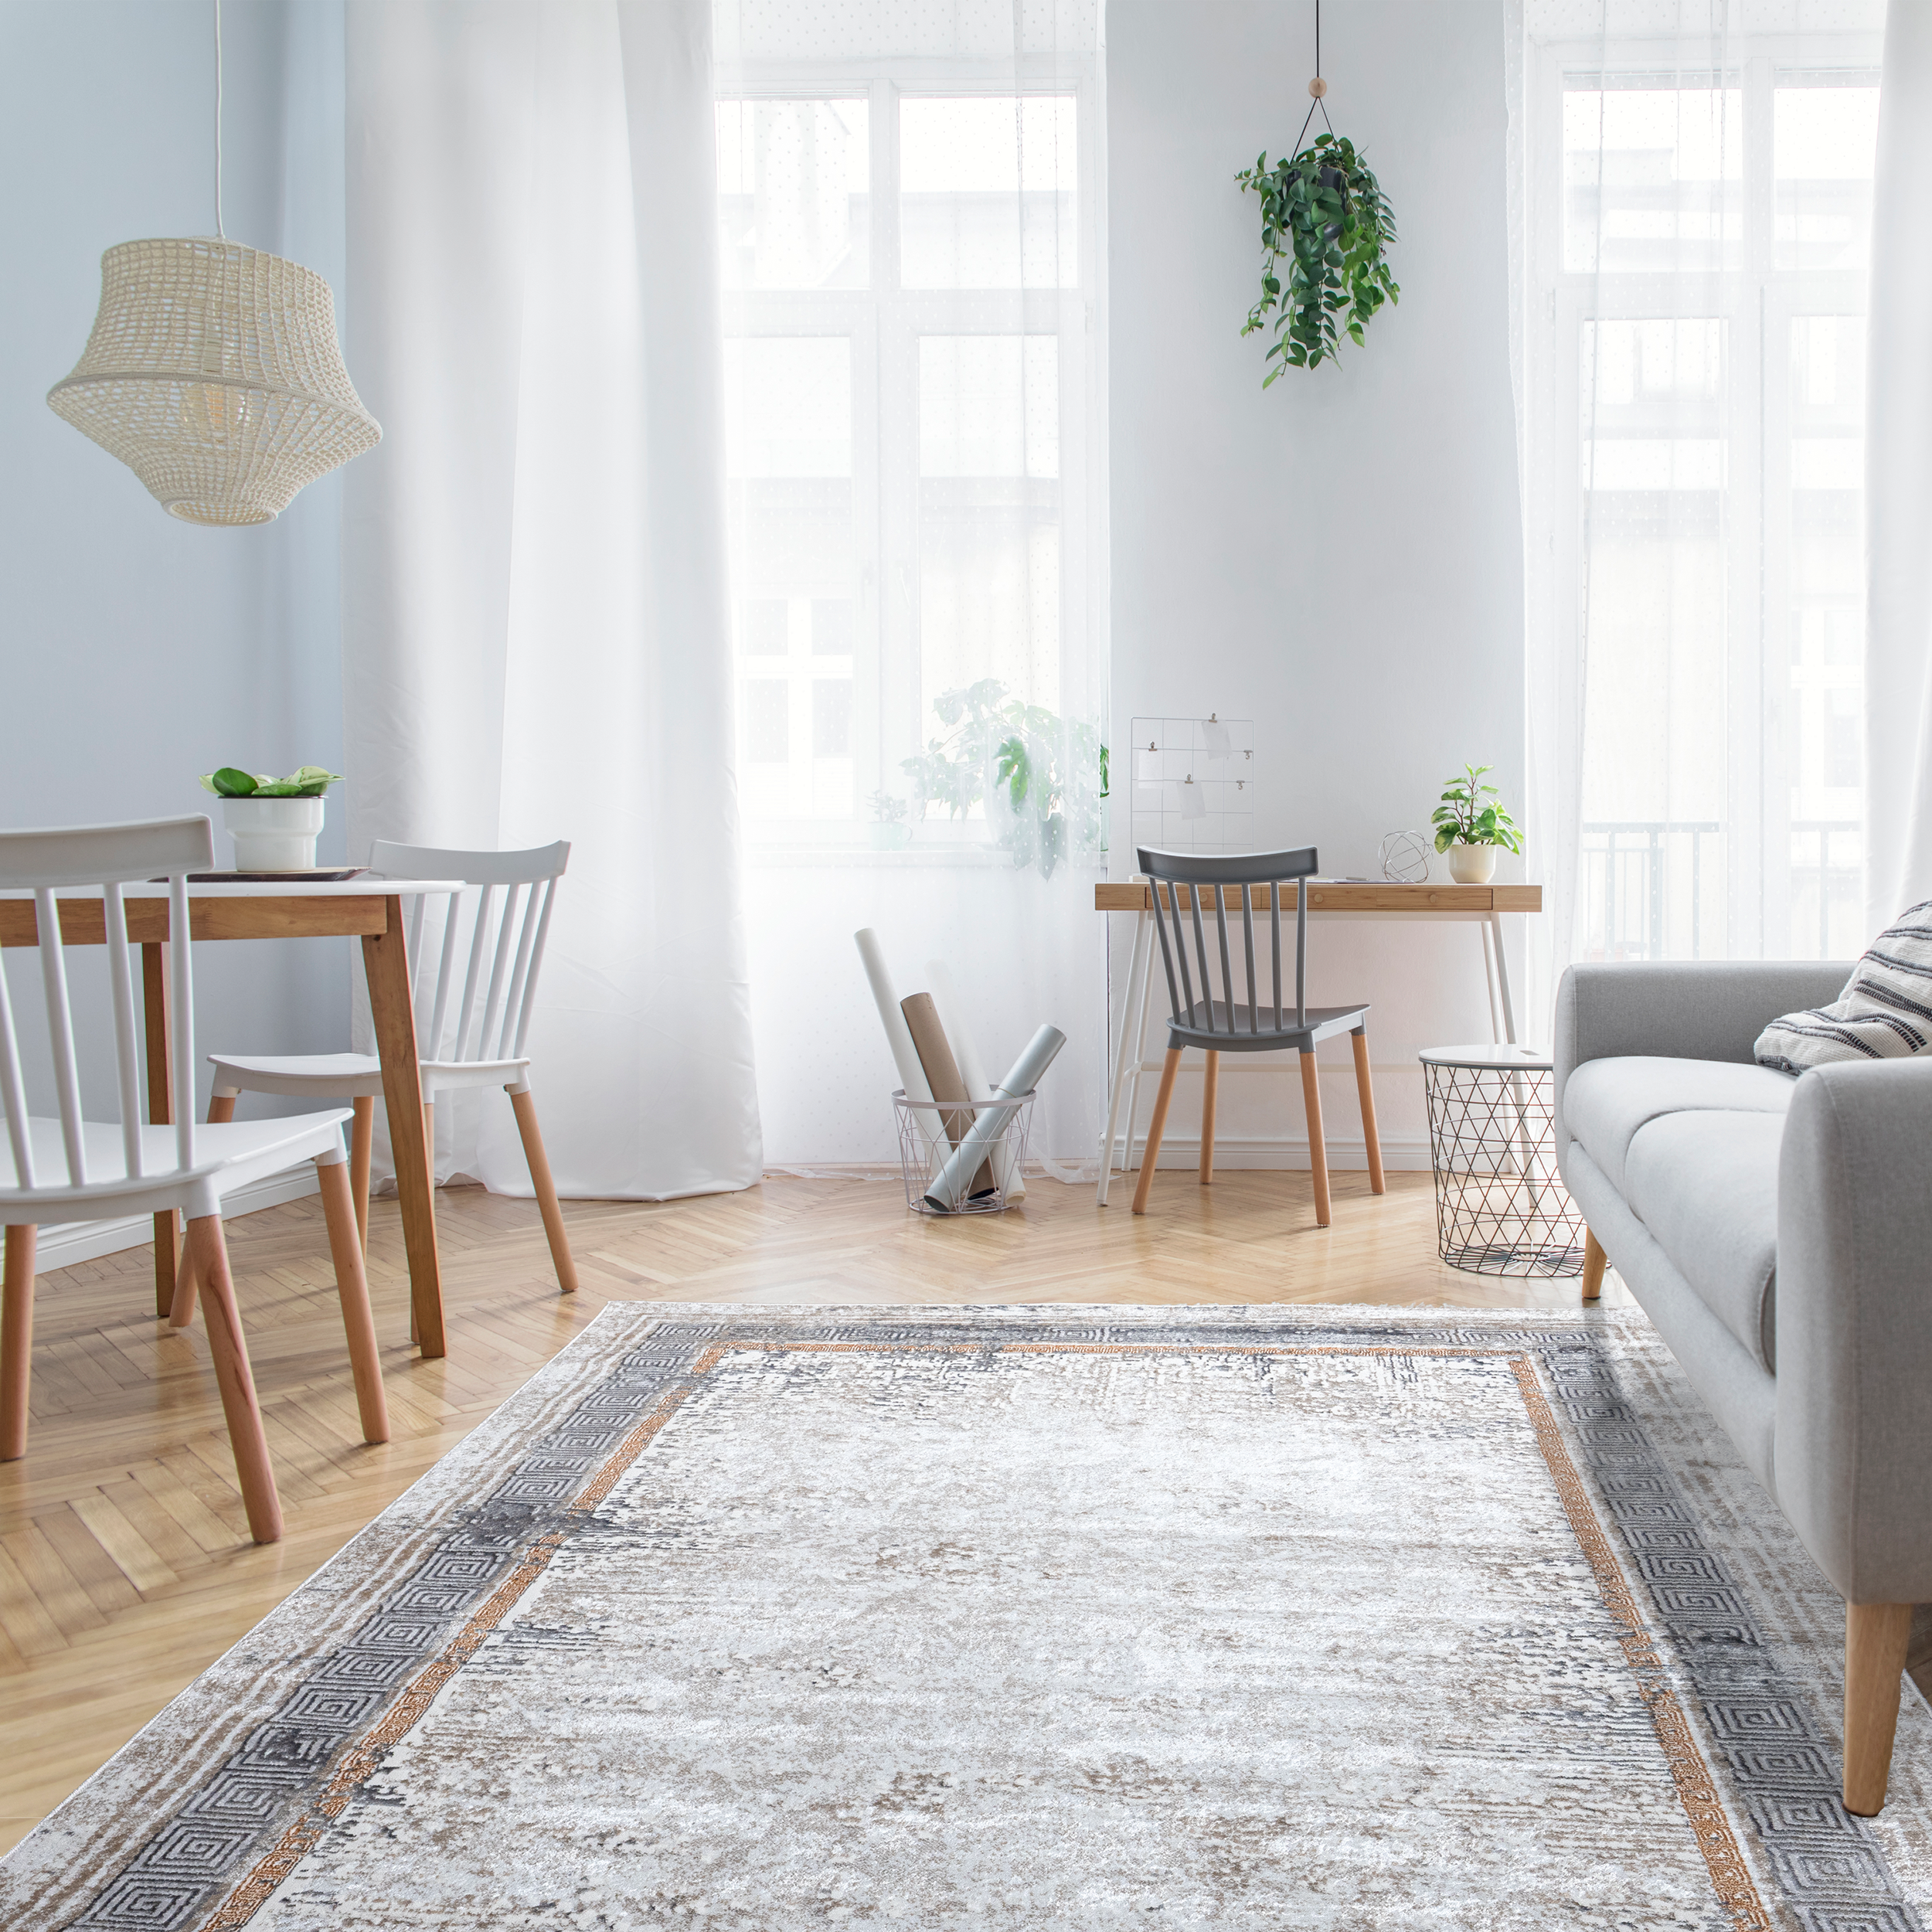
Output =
[
  {"x1": 1122, "y1": 947, "x2": 1158, "y2": 1176},
  {"x1": 1480, "y1": 920, "x2": 1504, "y2": 1044},
  {"x1": 1097, "y1": 910, "x2": 1154, "y2": 1206},
  {"x1": 1488, "y1": 908, "x2": 1538, "y2": 1210},
  {"x1": 1488, "y1": 911, "x2": 1519, "y2": 1045}
]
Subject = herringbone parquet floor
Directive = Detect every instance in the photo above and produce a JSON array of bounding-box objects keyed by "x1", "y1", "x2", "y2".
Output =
[{"x1": 0, "y1": 1168, "x2": 1922, "y2": 1853}]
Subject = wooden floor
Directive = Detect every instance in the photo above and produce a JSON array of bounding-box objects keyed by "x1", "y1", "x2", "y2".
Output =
[{"x1": 0, "y1": 1166, "x2": 1923, "y2": 1852}]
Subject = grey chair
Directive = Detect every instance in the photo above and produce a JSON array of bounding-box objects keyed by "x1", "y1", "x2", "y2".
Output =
[{"x1": 1131, "y1": 846, "x2": 1386, "y2": 1225}]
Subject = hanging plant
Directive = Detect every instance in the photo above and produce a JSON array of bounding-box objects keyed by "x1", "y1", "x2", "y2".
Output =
[{"x1": 1236, "y1": 131, "x2": 1398, "y2": 379}]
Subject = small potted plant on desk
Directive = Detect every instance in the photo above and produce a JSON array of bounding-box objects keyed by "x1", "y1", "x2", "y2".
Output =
[
  {"x1": 1431, "y1": 764, "x2": 1522, "y2": 884},
  {"x1": 199, "y1": 764, "x2": 342, "y2": 872}
]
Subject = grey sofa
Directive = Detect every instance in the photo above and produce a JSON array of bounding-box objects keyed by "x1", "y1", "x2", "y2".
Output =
[{"x1": 1553, "y1": 961, "x2": 1932, "y2": 1816}]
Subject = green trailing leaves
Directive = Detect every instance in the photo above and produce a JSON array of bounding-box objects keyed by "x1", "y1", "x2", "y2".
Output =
[
  {"x1": 198, "y1": 764, "x2": 342, "y2": 800},
  {"x1": 1236, "y1": 131, "x2": 1399, "y2": 377},
  {"x1": 1430, "y1": 763, "x2": 1524, "y2": 855}
]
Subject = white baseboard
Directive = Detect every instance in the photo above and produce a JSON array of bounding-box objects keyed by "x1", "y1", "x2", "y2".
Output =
[
  {"x1": 1124, "y1": 1133, "x2": 1435, "y2": 1173},
  {"x1": 766, "y1": 1137, "x2": 1437, "y2": 1185},
  {"x1": 33, "y1": 1168, "x2": 323, "y2": 1273}
]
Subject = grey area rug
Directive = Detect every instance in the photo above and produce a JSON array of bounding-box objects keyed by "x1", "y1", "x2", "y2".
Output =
[{"x1": 5, "y1": 1304, "x2": 1931, "y2": 1931}]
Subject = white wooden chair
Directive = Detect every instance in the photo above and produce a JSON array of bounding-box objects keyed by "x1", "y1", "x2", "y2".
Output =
[
  {"x1": 0, "y1": 818, "x2": 387, "y2": 1546},
  {"x1": 204, "y1": 839, "x2": 579, "y2": 1296}
]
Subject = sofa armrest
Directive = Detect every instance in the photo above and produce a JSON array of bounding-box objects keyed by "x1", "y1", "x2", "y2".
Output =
[
  {"x1": 1775, "y1": 1058, "x2": 1932, "y2": 1604},
  {"x1": 1553, "y1": 961, "x2": 1849, "y2": 1168}
]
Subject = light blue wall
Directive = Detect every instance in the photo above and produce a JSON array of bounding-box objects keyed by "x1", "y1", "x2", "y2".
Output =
[{"x1": 0, "y1": 0, "x2": 353, "y2": 1115}]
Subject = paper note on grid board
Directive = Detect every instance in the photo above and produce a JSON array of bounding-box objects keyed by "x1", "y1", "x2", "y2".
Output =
[{"x1": 1130, "y1": 715, "x2": 1257, "y2": 853}]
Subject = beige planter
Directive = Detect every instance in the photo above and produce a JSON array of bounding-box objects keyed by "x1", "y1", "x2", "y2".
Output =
[{"x1": 1446, "y1": 842, "x2": 1498, "y2": 885}]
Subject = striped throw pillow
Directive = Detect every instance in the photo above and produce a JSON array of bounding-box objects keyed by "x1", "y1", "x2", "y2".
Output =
[{"x1": 1754, "y1": 900, "x2": 1932, "y2": 1073}]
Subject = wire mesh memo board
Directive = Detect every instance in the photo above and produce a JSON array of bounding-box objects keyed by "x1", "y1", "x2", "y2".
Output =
[{"x1": 1129, "y1": 716, "x2": 1257, "y2": 853}]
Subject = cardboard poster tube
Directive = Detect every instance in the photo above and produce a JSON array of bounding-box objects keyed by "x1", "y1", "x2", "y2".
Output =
[
  {"x1": 903, "y1": 992, "x2": 995, "y2": 1196},
  {"x1": 926, "y1": 960, "x2": 1023, "y2": 1200},
  {"x1": 923, "y1": 1023, "x2": 1065, "y2": 1213}
]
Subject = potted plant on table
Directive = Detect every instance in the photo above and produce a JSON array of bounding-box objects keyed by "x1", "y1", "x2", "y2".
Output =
[
  {"x1": 1431, "y1": 764, "x2": 1522, "y2": 885},
  {"x1": 198, "y1": 764, "x2": 342, "y2": 871}
]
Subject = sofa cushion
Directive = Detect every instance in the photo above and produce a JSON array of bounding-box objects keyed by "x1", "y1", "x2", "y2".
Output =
[
  {"x1": 1563, "y1": 1055, "x2": 1796, "y2": 1195},
  {"x1": 1754, "y1": 899, "x2": 1932, "y2": 1071},
  {"x1": 1622, "y1": 1110, "x2": 1784, "y2": 1373}
]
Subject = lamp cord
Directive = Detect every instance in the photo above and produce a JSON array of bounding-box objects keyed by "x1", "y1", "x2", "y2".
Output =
[
  {"x1": 1292, "y1": 0, "x2": 1337, "y2": 156},
  {"x1": 214, "y1": 0, "x2": 225, "y2": 238}
]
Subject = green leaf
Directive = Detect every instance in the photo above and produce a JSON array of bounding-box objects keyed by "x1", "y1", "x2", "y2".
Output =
[{"x1": 208, "y1": 767, "x2": 258, "y2": 798}]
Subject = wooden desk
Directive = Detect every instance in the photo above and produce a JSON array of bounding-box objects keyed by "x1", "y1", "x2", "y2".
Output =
[
  {"x1": 0, "y1": 880, "x2": 461, "y2": 1357},
  {"x1": 1093, "y1": 879, "x2": 1544, "y2": 1205}
]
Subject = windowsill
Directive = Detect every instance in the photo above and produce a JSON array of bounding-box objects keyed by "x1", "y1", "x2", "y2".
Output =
[{"x1": 743, "y1": 841, "x2": 1107, "y2": 870}]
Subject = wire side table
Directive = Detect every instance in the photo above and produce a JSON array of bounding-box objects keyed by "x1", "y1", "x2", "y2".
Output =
[{"x1": 1420, "y1": 1045, "x2": 1585, "y2": 1278}]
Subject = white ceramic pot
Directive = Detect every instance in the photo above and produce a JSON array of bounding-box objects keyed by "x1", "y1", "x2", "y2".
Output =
[
  {"x1": 223, "y1": 796, "x2": 325, "y2": 871},
  {"x1": 1446, "y1": 842, "x2": 1498, "y2": 885}
]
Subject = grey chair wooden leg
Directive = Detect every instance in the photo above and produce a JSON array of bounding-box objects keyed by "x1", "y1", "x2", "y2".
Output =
[
  {"x1": 1299, "y1": 1049, "x2": 1332, "y2": 1228},
  {"x1": 1199, "y1": 1049, "x2": 1219, "y2": 1185},
  {"x1": 1132, "y1": 1049, "x2": 1183, "y2": 1216}
]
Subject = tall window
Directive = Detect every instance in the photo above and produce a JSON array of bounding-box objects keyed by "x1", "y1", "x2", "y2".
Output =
[
  {"x1": 715, "y1": 77, "x2": 1100, "y2": 849},
  {"x1": 1520, "y1": 15, "x2": 1883, "y2": 990}
]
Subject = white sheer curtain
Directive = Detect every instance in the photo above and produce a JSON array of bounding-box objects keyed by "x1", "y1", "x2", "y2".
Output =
[
  {"x1": 1515, "y1": 0, "x2": 1885, "y2": 1026},
  {"x1": 712, "y1": 0, "x2": 1109, "y2": 1170},
  {"x1": 342, "y1": 0, "x2": 762, "y2": 1200},
  {"x1": 1865, "y1": 0, "x2": 1932, "y2": 931}
]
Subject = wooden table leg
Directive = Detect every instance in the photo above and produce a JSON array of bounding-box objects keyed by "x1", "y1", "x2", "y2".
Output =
[
  {"x1": 363, "y1": 897, "x2": 444, "y2": 1359},
  {"x1": 141, "y1": 943, "x2": 179, "y2": 1318}
]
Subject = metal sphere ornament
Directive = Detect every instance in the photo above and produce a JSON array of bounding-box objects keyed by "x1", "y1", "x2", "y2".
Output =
[{"x1": 1379, "y1": 829, "x2": 1430, "y2": 884}]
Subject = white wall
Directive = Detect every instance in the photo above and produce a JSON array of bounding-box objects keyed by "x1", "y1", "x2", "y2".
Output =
[
  {"x1": 1107, "y1": 0, "x2": 1527, "y2": 1165},
  {"x1": 0, "y1": 0, "x2": 353, "y2": 1121}
]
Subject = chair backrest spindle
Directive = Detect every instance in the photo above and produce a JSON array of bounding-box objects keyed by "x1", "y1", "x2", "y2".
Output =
[
  {"x1": 1295, "y1": 880, "x2": 1308, "y2": 1031},
  {"x1": 474, "y1": 882, "x2": 523, "y2": 1062},
  {"x1": 1270, "y1": 883, "x2": 1283, "y2": 1031},
  {"x1": 103, "y1": 883, "x2": 144, "y2": 1179},
  {"x1": 1186, "y1": 886, "x2": 1216, "y2": 1032},
  {"x1": 1240, "y1": 889, "x2": 1259, "y2": 1037},
  {"x1": 451, "y1": 883, "x2": 497, "y2": 1063},
  {"x1": 1212, "y1": 888, "x2": 1237, "y2": 1024},
  {"x1": 34, "y1": 887, "x2": 88, "y2": 1185},
  {"x1": 0, "y1": 944, "x2": 35, "y2": 1190},
  {"x1": 168, "y1": 871, "x2": 195, "y2": 1171}
]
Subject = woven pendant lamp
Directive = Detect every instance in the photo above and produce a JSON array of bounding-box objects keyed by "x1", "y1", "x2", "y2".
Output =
[{"x1": 45, "y1": 5, "x2": 379, "y2": 526}]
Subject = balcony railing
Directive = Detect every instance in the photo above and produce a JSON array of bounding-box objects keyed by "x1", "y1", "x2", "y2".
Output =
[
  {"x1": 1582, "y1": 821, "x2": 1720, "y2": 962},
  {"x1": 1789, "y1": 818, "x2": 1862, "y2": 961},
  {"x1": 1583, "y1": 818, "x2": 1862, "y2": 963}
]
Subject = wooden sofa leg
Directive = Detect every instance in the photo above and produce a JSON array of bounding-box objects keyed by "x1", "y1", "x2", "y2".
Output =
[
  {"x1": 1581, "y1": 1230, "x2": 1606, "y2": 1302},
  {"x1": 1845, "y1": 1601, "x2": 1913, "y2": 1815}
]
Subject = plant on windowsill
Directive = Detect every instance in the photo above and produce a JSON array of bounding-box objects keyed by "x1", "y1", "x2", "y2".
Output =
[
  {"x1": 1236, "y1": 130, "x2": 1399, "y2": 380},
  {"x1": 197, "y1": 764, "x2": 342, "y2": 872},
  {"x1": 1431, "y1": 764, "x2": 1523, "y2": 885},
  {"x1": 900, "y1": 680, "x2": 1107, "y2": 883},
  {"x1": 868, "y1": 790, "x2": 911, "y2": 852}
]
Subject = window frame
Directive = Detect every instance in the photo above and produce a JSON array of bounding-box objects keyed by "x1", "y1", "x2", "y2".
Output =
[
  {"x1": 716, "y1": 56, "x2": 1104, "y2": 854},
  {"x1": 1525, "y1": 30, "x2": 1882, "y2": 960}
]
